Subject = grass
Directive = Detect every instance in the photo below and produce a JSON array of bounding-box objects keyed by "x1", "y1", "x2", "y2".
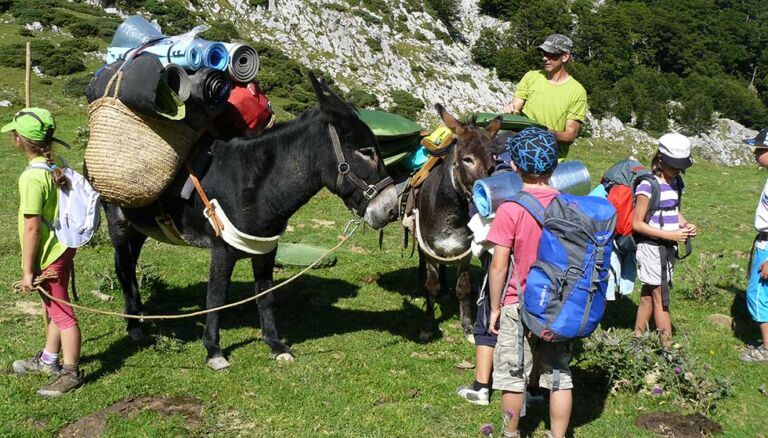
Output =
[{"x1": 0, "y1": 15, "x2": 767, "y2": 438}]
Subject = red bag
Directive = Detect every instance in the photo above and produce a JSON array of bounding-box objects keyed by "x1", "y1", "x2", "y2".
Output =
[{"x1": 216, "y1": 82, "x2": 274, "y2": 135}]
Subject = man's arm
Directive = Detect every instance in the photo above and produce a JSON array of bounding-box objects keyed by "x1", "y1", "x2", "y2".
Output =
[
  {"x1": 550, "y1": 119, "x2": 581, "y2": 144},
  {"x1": 503, "y1": 97, "x2": 526, "y2": 115}
]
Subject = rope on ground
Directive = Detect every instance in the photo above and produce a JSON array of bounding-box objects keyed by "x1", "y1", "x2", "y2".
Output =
[{"x1": 11, "y1": 220, "x2": 361, "y2": 320}]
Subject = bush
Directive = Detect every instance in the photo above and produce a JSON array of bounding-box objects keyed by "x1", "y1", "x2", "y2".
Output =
[
  {"x1": 62, "y1": 73, "x2": 92, "y2": 98},
  {"x1": 347, "y1": 88, "x2": 379, "y2": 108},
  {"x1": 201, "y1": 19, "x2": 240, "y2": 42},
  {"x1": 69, "y1": 21, "x2": 99, "y2": 37},
  {"x1": 60, "y1": 38, "x2": 100, "y2": 53},
  {"x1": 390, "y1": 90, "x2": 424, "y2": 120},
  {"x1": 676, "y1": 93, "x2": 715, "y2": 136},
  {"x1": 579, "y1": 330, "x2": 730, "y2": 413},
  {"x1": 39, "y1": 53, "x2": 85, "y2": 76},
  {"x1": 248, "y1": 0, "x2": 268, "y2": 7}
]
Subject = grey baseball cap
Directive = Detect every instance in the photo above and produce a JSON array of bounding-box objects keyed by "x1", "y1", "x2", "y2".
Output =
[{"x1": 538, "y1": 34, "x2": 573, "y2": 54}]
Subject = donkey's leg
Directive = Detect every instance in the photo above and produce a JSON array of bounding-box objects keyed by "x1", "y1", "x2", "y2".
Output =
[
  {"x1": 419, "y1": 253, "x2": 442, "y2": 342},
  {"x1": 105, "y1": 202, "x2": 148, "y2": 341},
  {"x1": 456, "y1": 258, "x2": 475, "y2": 344},
  {"x1": 252, "y1": 253, "x2": 293, "y2": 362},
  {"x1": 203, "y1": 244, "x2": 237, "y2": 370}
]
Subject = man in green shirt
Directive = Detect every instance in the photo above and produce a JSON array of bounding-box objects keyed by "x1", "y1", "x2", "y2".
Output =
[{"x1": 503, "y1": 34, "x2": 588, "y2": 158}]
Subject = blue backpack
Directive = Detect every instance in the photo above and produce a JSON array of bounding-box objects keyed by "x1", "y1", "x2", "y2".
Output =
[{"x1": 509, "y1": 191, "x2": 616, "y2": 342}]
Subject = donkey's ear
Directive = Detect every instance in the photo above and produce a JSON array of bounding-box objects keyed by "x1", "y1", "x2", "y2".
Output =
[
  {"x1": 308, "y1": 71, "x2": 351, "y2": 121},
  {"x1": 435, "y1": 103, "x2": 466, "y2": 136},
  {"x1": 486, "y1": 115, "x2": 503, "y2": 137}
]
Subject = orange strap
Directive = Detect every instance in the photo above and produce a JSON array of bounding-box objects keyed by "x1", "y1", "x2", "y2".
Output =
[
  {"x1": 186, "y1": 163, "x2": 224, "y2": 237},
  {"x1": 409, "y1": 155, "x2": 442, "y2": 188}
]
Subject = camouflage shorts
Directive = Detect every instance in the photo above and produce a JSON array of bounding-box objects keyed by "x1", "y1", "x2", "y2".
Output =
[{"x1": 492, "y1": 305, "x2": 574, "y2": 392}]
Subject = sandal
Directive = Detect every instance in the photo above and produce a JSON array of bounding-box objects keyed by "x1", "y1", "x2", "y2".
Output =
[{"x1": 740, "y1": 345, "x2": 768, "y2": 363}]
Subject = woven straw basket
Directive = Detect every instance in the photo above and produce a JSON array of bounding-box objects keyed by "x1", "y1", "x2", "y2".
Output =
[{"x1": 84, "y1": 72, "x2": 200, "y2": 208}]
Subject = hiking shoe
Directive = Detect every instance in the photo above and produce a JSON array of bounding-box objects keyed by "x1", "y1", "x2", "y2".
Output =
[
  {"x1": 456, "y1": 385, "x2": 489, "y2": 405},
  {"x1": 740, "y1": 345, "x2": 768, "y2": 363},
  {"x1": 36, "y1": 370, "x2": 83, "y2": 398},
  {"x1": 12, "y1": 352, "x2": 61, "y2": 376}
]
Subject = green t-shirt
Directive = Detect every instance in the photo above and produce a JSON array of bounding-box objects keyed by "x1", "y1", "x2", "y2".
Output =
[
  {"x1": 514, "y1": 70, "x2": 588, "y2": 157},
  {"x1": 18, "y1": 157, "x2": 67, "y2": 270}
]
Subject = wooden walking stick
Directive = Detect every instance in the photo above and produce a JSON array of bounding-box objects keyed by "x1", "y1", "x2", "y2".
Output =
[{"x1": 25, "y1": 42, "x2": 31, "y2": 108}]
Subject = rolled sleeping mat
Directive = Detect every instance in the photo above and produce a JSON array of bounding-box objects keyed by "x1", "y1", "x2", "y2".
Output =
[
  {"x1": 162, "y1": 64, "x2": 192, "y2": 102},
  {"x1": 141, "y1": 40, "x2": 204, "y2": 71},
  {"x1": 473, "y1": 171, "x2": 523, "y2": 217},
  {"x1": 224, "y1": 42, "x2": 259, "y2": 83},
  {"x1": 472, "y1": 160, "x2": 591, "y2": 217},
  {"x1": 189, "y1": 67, "x2": 232, "y2": 116},
  {"x1": 548, "y1": 160, "x2": 592, "y2": 196},
  {"x1": 195, "y1": 39, "x2": 230, "y2": 72}
]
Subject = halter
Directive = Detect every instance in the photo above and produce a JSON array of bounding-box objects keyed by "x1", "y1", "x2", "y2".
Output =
[{"x1": 328, "y1": 124, "x2": 393, "y2": 217}]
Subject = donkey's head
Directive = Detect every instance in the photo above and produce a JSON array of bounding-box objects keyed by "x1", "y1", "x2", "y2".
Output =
[
  {"x1": 308, "y1": 72, "x2": 397, "y2": 229},
  {"x1": 436, "y1": 104, "x2": 502, "y2": 197}
]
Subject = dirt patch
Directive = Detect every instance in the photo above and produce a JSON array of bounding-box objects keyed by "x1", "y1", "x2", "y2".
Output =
[
  {"x1": 58, "y1": 395, "x2": 203, "y2": 437},
  {"x1": 707, "y1": 313, "x2": 733, "y2": 329},
  {"x1": 348, "y1": 245, "x2": 371, "y2": 254},
  {"x1": 636, "y1": 412, "x2": 722, "y2": 437},
  {"x1": 14, "y1": 301, "x2": 43, "y2": 315},
  {"x1": 311, "y1": 219, "x2": 335, "y2": 228}
]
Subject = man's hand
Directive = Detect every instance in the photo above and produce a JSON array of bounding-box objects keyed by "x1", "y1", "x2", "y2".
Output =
[{"x1": 489, "y1": 308, "x2": 501, "y2": 335}]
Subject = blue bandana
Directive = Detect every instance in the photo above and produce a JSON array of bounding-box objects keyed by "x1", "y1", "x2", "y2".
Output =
[{"x1": 505, "y1": 127, "x2": 559, "y2": 174}]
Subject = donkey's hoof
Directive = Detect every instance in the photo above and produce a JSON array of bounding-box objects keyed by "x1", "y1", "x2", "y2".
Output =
[
  {"x1": 206, "y1": 356, "x2": 231, "y2": 371},
  {"x1": 271, "y1": 352, "x2": 295, "y2": 363},
  {"x1": 127, "y1": 327, "x2": 144, "y2": 341},
  {"x1": 419, "y1": 330, "x2": 433, "y2": 343},
  {"x1": 465, "y1": 333, "x2": 476, "y2": 344}
]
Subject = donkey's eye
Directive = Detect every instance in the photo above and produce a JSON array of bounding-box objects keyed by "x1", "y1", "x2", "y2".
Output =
[
  {"x1": 356, "y1": 147, "x2": 377, "y2": 161},
  {"x1": 462, "y1": 157, "x2": 475, "y2": 166}
]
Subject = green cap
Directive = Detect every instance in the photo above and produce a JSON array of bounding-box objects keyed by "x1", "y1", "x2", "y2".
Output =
[{"x1": 2, "y1": 108, "x2": 56, "y2": 142}]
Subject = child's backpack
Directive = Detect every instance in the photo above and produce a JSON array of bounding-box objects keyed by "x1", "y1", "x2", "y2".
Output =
[
  {"x1": 26, "y1": 163, "x2": 101, "y2": 248},
  {"x1": 600, "y1": 159, "x2": 681, "y2": 252},
  {"x1": 509, "y1": 191, "x2": 616, "y2": 342}
]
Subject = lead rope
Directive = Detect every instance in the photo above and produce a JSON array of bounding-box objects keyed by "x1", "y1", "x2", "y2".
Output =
[{"x1": 12, "y1": 219, "x2": 362, "y2": 320}]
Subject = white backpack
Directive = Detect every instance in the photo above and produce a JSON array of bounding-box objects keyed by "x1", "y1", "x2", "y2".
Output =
[{"x1": 26, "y1": 162, "x2": 101, "y2": 248}]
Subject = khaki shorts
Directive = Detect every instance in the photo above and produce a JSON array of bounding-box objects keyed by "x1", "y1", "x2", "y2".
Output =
[
  {"x1": 636, "y1": 242, "x2": 676, "y2": 286},
  {"x1": 492, "y1": 305, "x2": 574, "y2": 392}
]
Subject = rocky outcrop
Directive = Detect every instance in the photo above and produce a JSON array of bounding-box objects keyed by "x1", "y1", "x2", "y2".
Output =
[
  {"x1": 205, "y1": 0, "x2": 512, "y2": 123},
  {"x1": 689, "y1": 119, "x2": 756, "y2": 167}
]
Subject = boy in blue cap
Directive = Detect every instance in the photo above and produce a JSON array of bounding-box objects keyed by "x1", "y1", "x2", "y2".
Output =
[
  {"x1": 742, "y1": 128, "x2": 768, "y2": 362},
  {"x1": 487, "y1": 127, "x2": 571, "y2": 438}
]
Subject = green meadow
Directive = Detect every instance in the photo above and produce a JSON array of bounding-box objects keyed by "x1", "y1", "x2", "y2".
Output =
[{"x1": 0, "y1": 29, "x2": 767, "y2": 438}]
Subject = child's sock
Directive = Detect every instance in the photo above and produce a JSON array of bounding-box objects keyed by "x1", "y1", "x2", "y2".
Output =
[
  {"x1": 40, "y1": 350, "x2": 58, "y2": 365},
  {"x1": 473, "y1": 380, "x2": 490, "y2": 391}
]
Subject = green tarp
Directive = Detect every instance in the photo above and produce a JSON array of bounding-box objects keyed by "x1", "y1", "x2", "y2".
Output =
[
  {"x1": 474, "y1": 112, "x2": 546, "y2": 131},
  {"x1": 275, "y1": 243, "x2": 337, "y2": 268},
  {"x1": 356, "y1": 109, "x2": 422, "y2": 139}
]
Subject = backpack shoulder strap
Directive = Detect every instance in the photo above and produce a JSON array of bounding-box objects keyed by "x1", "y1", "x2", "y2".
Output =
[
  {"x1": 25, "y1": 162, "x2": 53, "y2": 172},
  {"x1": 509, "y1": 191, "x2": 546, "y2": 226},
  {"x1": 633, "y1": 174, "x2": 661, "y2": 223}
]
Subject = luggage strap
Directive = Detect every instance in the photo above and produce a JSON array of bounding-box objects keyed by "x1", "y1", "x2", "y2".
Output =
[{"x1": 186, "y1": 162, "x2": 223, "y2": 237}]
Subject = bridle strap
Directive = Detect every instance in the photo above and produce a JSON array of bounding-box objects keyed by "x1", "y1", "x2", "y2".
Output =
[{"x1": 328, "y1": 124, "x2": 393, "y2": 215}]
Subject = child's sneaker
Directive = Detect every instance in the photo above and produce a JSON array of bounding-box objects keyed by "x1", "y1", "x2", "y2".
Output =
[
  {"x1": 36, "y1": 369, "x2": 83, "y2": 398},
  {"x1": 456, "y1": 385, "x2": 489, "y2": 405},
  {"x1": 740, "y1": 345, "x2": 768, "y2": 363},
  {"x1": 12, "y1": 352, "x2": 61, "y2": 376}
]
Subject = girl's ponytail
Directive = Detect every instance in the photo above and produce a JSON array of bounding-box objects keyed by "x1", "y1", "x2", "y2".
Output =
[
  {"x1": 651, "y1": 150, "x2": 663, "y2": 176},
  {"x1": 41, "y1": 145, "x2": 69, "y2": 189}
]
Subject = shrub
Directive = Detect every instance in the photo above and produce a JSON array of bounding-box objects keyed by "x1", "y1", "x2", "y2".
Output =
[
  {"x1": 69, "y1": 21, "x2": 99, "y2": 37},
  {"x1": 60, "y1": 38, "x2": 100, "y2": 53},
  {"x1": 18, "y1": 28, "x2": 33, "y2": 37},
  {"x1": 201, "y1": 19, "x2": 240, "y2": 42},
  {"x1": 248, "y1": 0, "x2": 268, "y2": 7},
  {"x1": 62, "y1": 73, "x2": 93, "y2": 98},
  {"x1": 676, "y1": 93, "x2": 715, "y2": 136},
  {"x1": 347, "y1": 88, "x2": 379, "y2": 108},
  {"x1": 39, "y1": 53, "x2": 86, "y2": 76},
  {"x1": 390, "y1": 90, "x2": 424, "y2": 120},
  {"x1": 578, "y1": 330, "x2": 730, "y2": 413}
]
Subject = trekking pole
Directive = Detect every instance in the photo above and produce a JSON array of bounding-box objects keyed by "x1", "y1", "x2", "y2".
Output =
[{"x1": 25, "y1": 42, "x2": 31, "y2": 107}]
